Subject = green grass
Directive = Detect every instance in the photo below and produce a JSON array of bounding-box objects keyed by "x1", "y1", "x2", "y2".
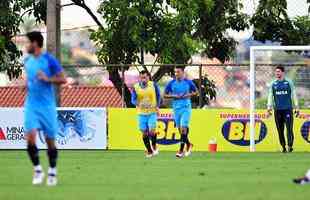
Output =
[{"x1": 1, "y1": 151, "x2": 309, "y2": 200}]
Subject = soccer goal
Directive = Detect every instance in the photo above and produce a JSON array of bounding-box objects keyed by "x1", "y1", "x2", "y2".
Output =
[{"x1": 249, "y1": 45, "x2": 310, "y2": 152}]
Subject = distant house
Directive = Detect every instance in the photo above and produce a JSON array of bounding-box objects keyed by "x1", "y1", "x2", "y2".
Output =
[{"x1": 235, "y1": 37, "x2": 279, "y2": 63}]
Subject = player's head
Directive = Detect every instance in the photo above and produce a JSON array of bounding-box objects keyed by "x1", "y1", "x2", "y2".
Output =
[
  {"x1": 139, "y1": 70, "x2": 150, "y2": 84},
  {"x1": 175, "y1": 66, "x2": 185, "y2": 80},
  {"x1": 26, "y1": 31, "x2": 44, "y2": 54},
  {"x1": 275, "y1": 65, "x2": 285, "y2": 80}
]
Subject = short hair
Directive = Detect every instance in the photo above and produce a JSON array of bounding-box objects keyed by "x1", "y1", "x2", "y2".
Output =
[
  {"x1": 140, "y1": 70, "x2": 148, "y2": 75},
  {"x1": 26, "y1": 31, "x2": 44, "y2": 48},
  {"x1": 276, "y1": 65, "x2": 285, "y2": 72},
  {"x1": 175, "y1": 66, "x2": 185, "y2": 71}
]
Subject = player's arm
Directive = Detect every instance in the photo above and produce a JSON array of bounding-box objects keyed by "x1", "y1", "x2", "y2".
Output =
[
  {"x1": 182, "y1": 80, "x2": 198, "y2": 98},
  {"x1": 154, "y1": 82, "x2": 161, "y2": 108},
  {"x1": 267, "y1": 81, "x2": 274, "y2": 117},
  {"x1": 38, "y1": 71, "x2": 67, "y2": 85},
  {"x1": 131, "y1": 88, "x2": 138, "y2": 107},
  {"x1": 164, "y1": 93, "x2": 179, "y2": 99},
  {"x1": 289, "y1": 80, "x2": 299, "y2": 116},
  {"x1": 51, "y1": 72, "x2": 67, "y2": 84},
  {"x1": 37, "y1": 54, "x2": 67, "y2": 85}
]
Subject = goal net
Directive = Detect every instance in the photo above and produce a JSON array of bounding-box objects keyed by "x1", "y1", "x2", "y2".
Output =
[{"x1": 250, "y1": 46, "x2": 310, "y2": 152}]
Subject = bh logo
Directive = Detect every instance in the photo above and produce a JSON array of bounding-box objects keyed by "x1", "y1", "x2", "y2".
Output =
[
  {"x1": 301, "y1": 121, "x2": 310, "y2": 143},
  {"x1": 156, "y1": 117, "x2": 180, "y2": 145},
  {"x1": 222, "y1": 119, "x2": 267, "y2": 146}
]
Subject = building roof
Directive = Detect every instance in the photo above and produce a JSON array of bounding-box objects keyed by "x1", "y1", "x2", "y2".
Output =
[
  {"x1": 0, "y1": 87, "x2": 25, "y2": 107},
  {"x1": 0, "y1": 86, "x2": 122, "y2": 107}
]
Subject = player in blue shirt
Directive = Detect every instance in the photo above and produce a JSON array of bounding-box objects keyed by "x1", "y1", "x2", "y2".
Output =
[
  {"x1": 267, "y1": 65, "x2": 299, "y2": 153},
  {"x1": 24, "y1": 32, "x2": 67, "y2": 186},
  {"x1": 164, "y1": 66, "x2": 198, "y2": 158}
]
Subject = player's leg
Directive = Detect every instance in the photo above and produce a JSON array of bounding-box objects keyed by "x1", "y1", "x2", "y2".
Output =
[
  {"x1": 293, "y1": 169, "x2": 310, "y2": 185},
  {"x1": 178, "y1": 112, "x2": 188, "y2": 154},
  {"x1": 149, "y1": 129, "x2": 158, "y2": 152},
  {"x1": 148, "y1": 113, "x2": 158, "y2": 155},
  {"x1": 184, "y1": 129, "x2": 193, "y2": 156},
  {"x1": 139, "y1": 115, "x2": 153, "y2": 157},
  {"x1": 284, "y1": 109, "x2": 294, "y2": 152},
  {"x1": 185, "y1": 127, "x2": 190, "y2": 146},
  {"x1": 142, "y1": 132, "x2": 153, "y2": 158},
  {"x1": 26, "y1": 130, "x2": 40, "y2": 168},
  {"x1": 182, "y1": 109, "x2": 192, "y2": 146},
  {"x1": 41, "y1": 109, "x2": 58, "y2": 186},
  {"x1": 179, "y1": 127, "x2": 187, "y2": 151},
  {"x1": 45, "y1": 138, "x2": 58, "y2": 186},
  {"x1": 180, "y1": 109, "x2": 193, "y2": 157},
  {"x1": 274, "y1": 110, "x2": 286, "y2": 152},
  {"x1": 173, "y1": 109, "x2": 185, "y2": 158},
  {"x1": 24, "y1": 109, "x2": 44, "y2": 185},
  {"x1": 26, "y1": 129, "x2": 45, "y2": 185}
]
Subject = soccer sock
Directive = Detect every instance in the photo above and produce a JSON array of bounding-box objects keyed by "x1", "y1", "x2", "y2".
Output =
[
  {"x1": 150, "y1": 133, "x2": 157, "y2": 149},
  {"x1": 185, "y1": 134, "x2": 190, "y2": 146},
  {"x1": 27, "y1": 144, "x2": 40, "y2": 167},
  {"x1": 47, "y1": 148, "x2": 58, "y2": 168},
  {"x1": 180, "y1": 134, "x2": 186, "y2": 152},
  {"x1": 185, "y1": 128, "x2": 190, "y2": 146},
  {"x1": 34, "y1": 165, "x2": 42, "y2": 172},
  {"x1": 143, "y1": 135, "x2": 152, "y2": 153},
  {"x1": 48, "y1": 167, "x2": 57, "y2": 176}
]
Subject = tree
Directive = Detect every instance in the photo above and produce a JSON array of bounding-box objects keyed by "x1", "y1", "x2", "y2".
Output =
[
  {"x1": 192, "y1": 76, "x2": 217, "y2": 108},
  {"x1": 89, "y1": 0, "x2": 249, "y2": 107},
  {"x1": 3, "y1": 0, "x2": 308, "y2": 107},
  {"x1": 0, "y1": 0, "x2": 46, "y2": 79},
  {"x1": 173, "y1": 0, "x2": 249, "y2": 62},
  {"x1": 0, "y1": 0, "x2": 251, "y2": 107},
  {"x1": 288, "y1": 16, "x2": 310, "y2": 45},
  {"x1": 251, "y1": 0, "x2": 310, "y2": 93},
  {"x1": 251, "y1": 0, "x2": 310, "y2": 45}
]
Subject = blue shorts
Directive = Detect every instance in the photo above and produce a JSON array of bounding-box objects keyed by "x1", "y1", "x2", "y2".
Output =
[
  {"x1": 173, "y1": 107, "x2": 191, "y2": 128},
  {"x1": 138, "y1": 113, "x2": 157, "y2": 132},
  {"x1": 24, "y1": 107, "x2": 58, "y2": 139}
]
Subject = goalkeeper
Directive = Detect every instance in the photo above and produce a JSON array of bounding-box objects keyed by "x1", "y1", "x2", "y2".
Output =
[{"x1": 267, "y1": 65, "x2": 299, "y2": 153}]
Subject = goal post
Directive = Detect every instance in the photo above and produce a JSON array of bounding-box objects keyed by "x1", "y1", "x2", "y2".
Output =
[{"x1": 249, "y1": 45, "x2": 310, "y2": 152}]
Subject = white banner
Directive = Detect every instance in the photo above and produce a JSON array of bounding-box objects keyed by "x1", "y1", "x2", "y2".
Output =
[{"x1": 0, "y1": 108, "x2": 107, "y2": 149}]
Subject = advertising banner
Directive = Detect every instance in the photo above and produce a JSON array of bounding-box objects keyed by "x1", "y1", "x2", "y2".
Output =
[
  {"x1": 0, "y1": 108, "x2": 107, "y2": 149},
  {"x1": 108, "y1": 108, "x2": 310, "y2": 152}
]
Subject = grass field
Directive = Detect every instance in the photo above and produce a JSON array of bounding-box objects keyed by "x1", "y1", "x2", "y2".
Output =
[{"x1": 0, "y1": 150, "x2": 309, "y2": 200}]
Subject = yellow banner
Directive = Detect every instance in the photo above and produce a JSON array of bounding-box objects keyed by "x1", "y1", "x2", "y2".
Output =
[{"x1": 108, "y1": 108, "x2": 310, "y2": 152}]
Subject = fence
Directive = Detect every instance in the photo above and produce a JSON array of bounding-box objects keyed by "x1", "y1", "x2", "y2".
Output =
[
  {"x1": 0, "y1": 62, "x2": 309, "y2": 109},
  {"x1": 60, "y1": 62, "x2": 310, "y2": 109}
]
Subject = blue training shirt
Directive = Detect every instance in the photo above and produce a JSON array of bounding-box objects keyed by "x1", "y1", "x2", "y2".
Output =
[
  {"x1": 164, "y1": 78, "x2": 197, "y2": 109},
  {"x1": 24, "y1": 52, "x2": 63, "y2": 108}
]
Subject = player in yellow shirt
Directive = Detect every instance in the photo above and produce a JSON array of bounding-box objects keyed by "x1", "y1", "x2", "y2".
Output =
[{"x1": 131, "y1": 70, "x2": 161, "y2": 158}]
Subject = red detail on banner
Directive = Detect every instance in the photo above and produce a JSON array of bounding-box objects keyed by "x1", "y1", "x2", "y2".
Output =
[{"x1": 0, "y1": 128, "x2": 6, "y2": 140}]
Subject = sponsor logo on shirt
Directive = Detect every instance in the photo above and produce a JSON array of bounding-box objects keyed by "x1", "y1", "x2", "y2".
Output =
[{"x1": 275, "y1": 90, "x2": 288, "y2": 95}]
